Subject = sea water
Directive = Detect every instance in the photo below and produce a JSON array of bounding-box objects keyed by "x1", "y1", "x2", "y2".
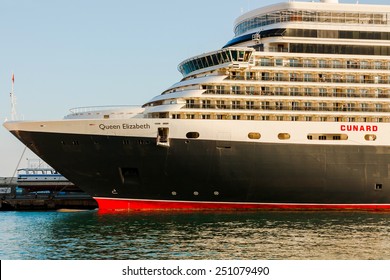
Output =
[{"x1": 1, "y1": 210, "x2": 390, "y2": 260}]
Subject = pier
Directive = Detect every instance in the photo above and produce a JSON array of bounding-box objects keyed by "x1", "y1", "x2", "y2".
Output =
[{"x1": 0, "y1": 177, "x2": 97, "y2": 211}]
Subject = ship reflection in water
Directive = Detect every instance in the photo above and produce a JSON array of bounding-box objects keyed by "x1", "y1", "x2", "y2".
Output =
[{"x1": 1, "y1": 211, "x2": 390, "y2": 260}]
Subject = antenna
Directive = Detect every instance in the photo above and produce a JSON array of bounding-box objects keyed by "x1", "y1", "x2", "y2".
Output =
[{"x1": 10, "y1": 72, "x2": 18, "y2": 121}]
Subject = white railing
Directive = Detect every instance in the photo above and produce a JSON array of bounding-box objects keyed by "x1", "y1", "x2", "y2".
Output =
[{"x1": 69, "y1": 105, "x2": 141, "y2": 114}]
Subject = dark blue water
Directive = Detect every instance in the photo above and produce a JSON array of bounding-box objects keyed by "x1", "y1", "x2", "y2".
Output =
[{"x1": 1, "y1": 210, "x2": 390, "y2": 260}]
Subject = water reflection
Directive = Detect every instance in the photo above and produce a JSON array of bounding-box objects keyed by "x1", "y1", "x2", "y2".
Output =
[{"x1": 1, "y1": 211, "x2": 390, "y2": 260}]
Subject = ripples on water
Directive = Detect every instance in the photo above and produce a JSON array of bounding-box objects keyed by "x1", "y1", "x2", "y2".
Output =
[{"x1": 1, "y1": 211, "x2": 390, "y2": 260}]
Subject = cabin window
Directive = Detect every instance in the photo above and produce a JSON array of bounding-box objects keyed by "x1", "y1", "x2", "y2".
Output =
[
  {"x1": 246, "y1": 101, "x2": 254, "y2": 109},
  {"x1": 186, "y1": 99, "x2": 195, "y2": 108},
  {"x1": 248, "y1": 132, "x2": 261, "y2": 140},
  {"x1": 232, "y1": 86, "x2": 241, "y2": 94},
  {"x1": 275, "y1": 59, "x2": 283, "y2": 66},
  {"x1": 186, "y1": 132, "x2": 200, "y2": 139},
  {"x1": 232, "y1": 100, "x2": 241, "y2": 109},
  {"x1": 278, "y1": 133, "x2": 291, "y2": 140},
  {"x1": 202, "y1": 100, "x2": 211, "y2": 109},
  {"x1": 365, "y1": 134, "x2": 377, "y2": 141},
  {"x1": 246, "y1": 86, "x2": 255, "y2": 95},
  {"x1": 216, "y1": 85, "x2": 225, "y2": 94},
  {"x1": 305, "y1": 116, "x2": 312, "y2": 121}
]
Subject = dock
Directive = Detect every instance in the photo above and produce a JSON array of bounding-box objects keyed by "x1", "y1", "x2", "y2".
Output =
[
  {"x1": 0, "y1": 177, "x2": 98, "y2": 211},
  {"x1": 0, "y1": 194, "x2": 98, "y2": 211}
]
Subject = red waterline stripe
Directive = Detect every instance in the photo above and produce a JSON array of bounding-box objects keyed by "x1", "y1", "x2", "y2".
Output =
[{"x1": 95, "y1": 197, "x2": 390, "y2": 212}]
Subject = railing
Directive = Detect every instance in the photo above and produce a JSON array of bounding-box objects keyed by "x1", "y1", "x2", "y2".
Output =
[
  {"x1": 69, "y1": 105, "x2": 141, "y2": 114},
  {"x1": 255, "y1": 61, "x2": 390, "y2": 70},
  {"x1": 267, "y1": 47, "x2": 289, "y2": 53},
  {"x1": 202, "y1": 89, "x2": 390, "y2": 99},
  {"x1": 225, "y1": 75, "x2": 390, "y2": 85},
  {"x1": 184, "y1": 104, "x2": 390, "y2": 113}
]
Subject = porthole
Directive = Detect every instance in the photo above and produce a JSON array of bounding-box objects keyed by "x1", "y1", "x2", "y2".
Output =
[
  {"x1": 193, "y1": 191, "x2": 199, "y2": 196},
  {"x1": 214, "y1": 191, "x2": 220, "y2": 196},
  {"x1": 171, "y1": 191, "x2": 177, "y2": 196},
  {"x1": 278, "y1": 133, "x2": 291, "y2": 140},
  {"x1": 248, "y1": 132, "x2": 261, "y2": 140},
  {"x1": 365, "y1": 134, "x2": 377, "y2": 141},
  {"x1": 186, "y1": 132, "x2": 200, "y2": 139}
]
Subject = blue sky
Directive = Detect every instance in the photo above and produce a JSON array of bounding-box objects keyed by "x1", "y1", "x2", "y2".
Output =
[{"x1": 0, "y1": 0, "x2": 388, "y2": 176}]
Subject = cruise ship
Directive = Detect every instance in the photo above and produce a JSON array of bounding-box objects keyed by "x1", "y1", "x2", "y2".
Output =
[{"x1": 4, "y1": 0, "x2": 390, "y2": 211}]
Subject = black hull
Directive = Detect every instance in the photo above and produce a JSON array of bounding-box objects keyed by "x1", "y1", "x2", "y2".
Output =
[{"x1": 11, "y1": 130, "x2": 390, "y2": 210}]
